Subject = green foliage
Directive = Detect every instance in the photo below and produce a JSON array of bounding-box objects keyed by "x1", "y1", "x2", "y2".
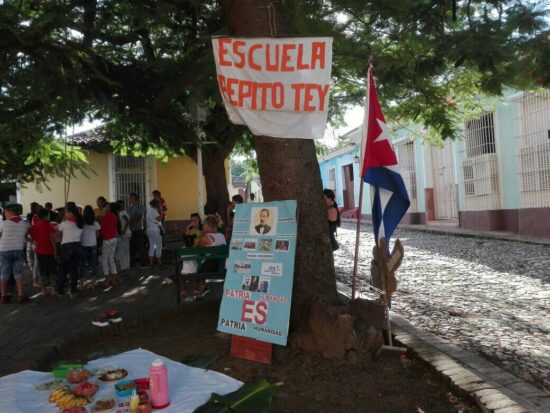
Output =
[
  {"x1": 284, "y1": 0, "x2": 549, "y2": 138},
  {"x1": 180, "y1": 355, "x2": 220, "y2": 369},
  {"x1": 193, "y1": 379, "x2": 281, "y2": 413},
  {"x1": 0, "y1": 0, "x2": 548, "y2": 180}
]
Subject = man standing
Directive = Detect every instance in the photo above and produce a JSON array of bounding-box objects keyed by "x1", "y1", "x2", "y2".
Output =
[
  {"x1": 0, "y1": 205, "x2": 29, "y2": 303},
  {"x1": 254, "y1": 208, "x2": 272, "y2": 235},
  {"x1": 127, "y1": 192, "x2": 147, "y2": 268}
]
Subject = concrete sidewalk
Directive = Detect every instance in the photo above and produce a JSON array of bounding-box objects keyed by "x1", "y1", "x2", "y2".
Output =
[{"x1": 342, "y1": 218, "x2": 550, "y2": 246}]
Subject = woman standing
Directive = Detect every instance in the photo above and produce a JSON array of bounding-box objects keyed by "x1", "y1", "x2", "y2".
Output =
[
  {"x1": 323, "y1": 189, "x2": 341, "y2": 251},
  {"x1": 116, "y1": 200, "x2": 131, "y2": 273},
  {"x1": 56, "y1": 204, "x2": 84, "y2": 298},
  {"x1": 146, "y1": 199, "x2": 163, "y2": 268},
  {"x1": 79, "y1": 206, "x2": 100, "y2": 289},
  {"x1": 101, "y1": 203, "x2": 119, "y2": 287}
]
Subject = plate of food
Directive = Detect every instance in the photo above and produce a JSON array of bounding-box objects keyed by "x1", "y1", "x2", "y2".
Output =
[
  {"x1": 35, "y1": 379, "x2": 65, "y2": 391},
  {"x1": 97, "y1": 368, "x2": 128, "y2": 382},
  {"x1": 73, "y1": 381, "x2": 99, "y2": 398},
  {"x1": 89, "y1": 365, "x2": 116, "y2": 377},
  {"x1": 92, "y1": 398, "x2": 115, "y2": 413}
]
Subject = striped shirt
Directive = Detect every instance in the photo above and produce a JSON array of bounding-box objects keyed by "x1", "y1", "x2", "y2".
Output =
[{"x1": 0, "y1": 219, "x2": 28, "y2": 251}]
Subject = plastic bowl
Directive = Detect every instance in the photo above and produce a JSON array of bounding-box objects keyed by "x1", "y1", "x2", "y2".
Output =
[
  {"x1": 115, "y1": 379, "x2": 136, "y2": 397},
  {"x1": 134, "y1": 378, "x2": 150, "y2": 391}
]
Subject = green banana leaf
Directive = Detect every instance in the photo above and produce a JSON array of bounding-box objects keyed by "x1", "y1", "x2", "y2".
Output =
[
  {"x1": 180, "y1": 355, "x2": 220, "y2": 369},
  {"x1": 193, "y1": 379, "x2": 281, "y2": 413}
]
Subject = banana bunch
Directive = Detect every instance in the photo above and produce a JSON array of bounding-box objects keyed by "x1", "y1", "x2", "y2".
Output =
[{"x1": 49, "y1": 387, "x2": 88, "y2": 409}]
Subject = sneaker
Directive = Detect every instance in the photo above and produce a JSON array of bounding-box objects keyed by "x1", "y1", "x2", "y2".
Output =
[
  {"x1": 92, "y1": 313, "x2": 110, "y2": 327},
  {"x1": 107, "y1": 310, "x2": 122, "y2": 323},
  {"x1": 162, "y1": 277, "x2": 173, "y2": 285},
  {"x1": 18, "y1": 295, "x2": 29, "y2": 303}
]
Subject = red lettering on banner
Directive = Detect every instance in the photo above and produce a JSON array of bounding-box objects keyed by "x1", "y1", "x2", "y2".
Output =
[
  {"x1": 291, "y1": 83, "x2": 305, "y2": 111},
  {"x1": 304, "y1": 84, "x2": 316, "y2": 111},
  {"x1": 226, "y1": 77, "x2": 238, "y2": 105},
  {"x1": 281, "y1": 43, "x2": 296, "y2": 72},
  {"x1": 296, "y1": 44, "x2": 309, "y2": 70},
  {"x1": 311, "y1": 42, "x2": 325, "y2": 69},
  {"x1": 232, "y1": 40, "x2": 246, "y2": 68},
  {"x1": 238, "y1": 80, "x2": 253, "y2": 106},
  {"x1": 255, "y1": 302, "x2": 268, "y2": 325},
  {"x1": 272, "y1": 82, "x2": 284, "y2": 109},
  {"x1": 265, "y1": 44, "x2": 279, "y2": 72},
  {"x1": 248, "y1": 44, "x2": 262, "y2": 71},
  {"x1": 218, "y1": 38, "x2": 232, "y2": 66},
  {"x1": 318, "y1": 84, "x2": 330, "y2": 110},
  {"x1": 217, "y1": 74, "x2": 228, "y2": 101},
  {"x1": 242, "y1": 300, "x2": 254, "y2": 322}
]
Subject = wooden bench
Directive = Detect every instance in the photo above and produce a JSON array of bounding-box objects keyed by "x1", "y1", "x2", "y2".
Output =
[{"x1": 174, "y1": 245, "x2": 229, "y2": 303}]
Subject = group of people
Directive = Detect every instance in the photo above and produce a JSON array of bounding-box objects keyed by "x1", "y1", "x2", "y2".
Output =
[{"x1": 0, "y1": 190, "x2": 168, "y2": 303}]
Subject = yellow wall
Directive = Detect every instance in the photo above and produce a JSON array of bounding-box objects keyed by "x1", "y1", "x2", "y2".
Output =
[
  {"x1": 156, "y1": 156, "x2": 203, "y2": 221},
  {"x1": 18, "y1": 151, "x2": 110, "y2": 214},
  {"x1": 19, "y1": 150, "x2": 231, "y2": 220}
]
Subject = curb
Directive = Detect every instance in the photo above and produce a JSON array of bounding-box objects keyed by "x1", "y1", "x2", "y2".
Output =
[
  {"x1": 391, "y1": 313, "x2": 549, "y2": 413},
  {"x1": 336, "y1": 285, "x2": 549, "y2": 413},
  {"x1": 341, "y1": 219, "x2": 550, "y2": 247}
]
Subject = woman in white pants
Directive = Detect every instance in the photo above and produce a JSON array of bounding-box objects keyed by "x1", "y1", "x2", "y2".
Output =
[
  {"x1": 146, "y1": 199, "x2": 162, "y2": 267},
  {"x1": 116, "y1": 200, "x2": 131, "y2": 273}
]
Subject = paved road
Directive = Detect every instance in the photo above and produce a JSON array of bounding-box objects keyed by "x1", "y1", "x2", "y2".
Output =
[{"x1": 334, "y1": 224, "x2": 550, "y2": 391}]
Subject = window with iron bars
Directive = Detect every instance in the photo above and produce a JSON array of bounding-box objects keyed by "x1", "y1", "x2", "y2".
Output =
[{"x1": 114, "y1": 155, "x2": 147, "y2": 204}]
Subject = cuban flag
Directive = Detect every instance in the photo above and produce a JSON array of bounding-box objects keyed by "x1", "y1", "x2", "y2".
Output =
[{"x1": 360, "y1": 68, "x2": 410, "y2": 248}]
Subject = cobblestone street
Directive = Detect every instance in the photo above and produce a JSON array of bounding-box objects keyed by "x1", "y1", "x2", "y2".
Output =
[{"x1": 335, "y1": 224, "x2": 550, "y2": 392}]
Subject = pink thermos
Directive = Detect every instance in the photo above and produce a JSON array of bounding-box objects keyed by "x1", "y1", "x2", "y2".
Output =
[{"x1": 149, "y1": 359, "x2": 170, "y2": 409}]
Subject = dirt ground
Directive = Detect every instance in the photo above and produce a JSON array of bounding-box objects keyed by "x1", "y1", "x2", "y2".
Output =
[{"x1": 46, "y1": 303, "x2": 480, "y2": 413}]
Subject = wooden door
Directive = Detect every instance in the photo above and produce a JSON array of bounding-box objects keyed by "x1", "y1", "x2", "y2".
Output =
[{"x1": 432, "y1": 141, "x2": 458, "y2": 220}]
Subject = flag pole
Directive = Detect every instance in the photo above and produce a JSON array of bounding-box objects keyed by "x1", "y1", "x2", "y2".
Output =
[
  {"x1": 351, "y1": 181, "x2": 364, "y2": 299},
  {"x1": 351, "y1": 56, "x2": 373, "y2": 300}
]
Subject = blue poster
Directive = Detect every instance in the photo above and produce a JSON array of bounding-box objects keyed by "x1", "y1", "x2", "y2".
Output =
[{"x1": 217, "y1": 200, "x2": 297, "y2": 345}]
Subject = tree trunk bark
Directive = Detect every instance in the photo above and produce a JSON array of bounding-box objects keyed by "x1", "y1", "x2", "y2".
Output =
[
  {"x1": 219, "y1": 1, "x2": 386, "y2": 364},
  {"x1": 202, "y1": 149, "x2": 230, "y2": 218}
]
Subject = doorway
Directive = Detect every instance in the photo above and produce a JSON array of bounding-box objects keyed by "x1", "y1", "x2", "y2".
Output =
[{"x1": 342, "y1": 164, "x2": 355, "y2": 211}]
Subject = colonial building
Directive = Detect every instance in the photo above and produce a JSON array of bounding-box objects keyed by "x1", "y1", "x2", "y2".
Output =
[
  {"x1": 17, "y1": 129, "x2": 231, "y2": 231},
  {"x1": 318, "y1": 89, "x2": 550, "y2": 238}
]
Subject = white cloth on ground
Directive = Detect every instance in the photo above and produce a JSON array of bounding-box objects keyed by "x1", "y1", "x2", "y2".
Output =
[{"x1": 0, "y1": 348, "x2": 242, "y2": 413}]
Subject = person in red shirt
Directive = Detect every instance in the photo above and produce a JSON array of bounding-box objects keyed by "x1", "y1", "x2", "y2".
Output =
[
  {"x1": 29, "y1": 208, "x2": 57, "y2": 296},
  {"x1": 101, "y1": 202, "x2": 120, "y2": 287},
  {"x1": 152, "y1": 190, "x2": 167, "y2": 231}
]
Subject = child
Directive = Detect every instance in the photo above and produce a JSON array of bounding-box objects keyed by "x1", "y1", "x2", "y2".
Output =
[
  {"x1": 79, "y1": 205, "x2": 100, "y2": 289},
  {"x1": 29, "y1": 209, "x2": 57, "y2": 296},
  {"x1": 0, "y1": 205, "x2": 29, "y2": 303}
]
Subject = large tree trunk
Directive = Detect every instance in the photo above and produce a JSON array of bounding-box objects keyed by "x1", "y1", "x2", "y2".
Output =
[
  {"x1": 220, "y1": 0, "x2": 339, "y2": 305},
  {"x1": 220, "y1": 0, "x2": 385, "y2": 362},
  {"x1": 202, "y1": 148, "x2": 230, "y2": 218}
]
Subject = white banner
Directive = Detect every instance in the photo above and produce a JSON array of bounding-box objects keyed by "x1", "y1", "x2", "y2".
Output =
[{"x1": 211, "y1": 37, "x2": 333, "y2": 139}]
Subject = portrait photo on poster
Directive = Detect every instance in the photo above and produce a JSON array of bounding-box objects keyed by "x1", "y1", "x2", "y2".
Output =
[
  {"x1": 259, "y1": 238, "x2": 273, "y2": 251},
  {"x1": 230, "y1": 238, "x2": 243, "y2": 250},
  {"x1": 243, "y1": 238, "x2": 257, "y2": 250},
  {"x1": 275, "y1": 239, "x2": 290, "y2": 252},
  {"x1": 250, "y1": 207, "x2": 278, "y2": 235}
]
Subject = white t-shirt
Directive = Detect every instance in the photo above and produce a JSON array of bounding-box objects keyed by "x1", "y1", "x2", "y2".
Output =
[
  {"x1": 0, "y1": 219, "x2": 28, "y2": 251},
  {"x1": 80, "y1": 221, "x2": 100, "y2": 247},
  {"x1": 58, "y1": 220, "x2": 83, "y2": 244},
  {"x1": 146, "y1": 207, "x2": 160, "y2": 230},
  {"x1": 207, "y1": 232, "x2": 226, "y2": 246},
  {"x1": 119, "y1": 210, "x2": 131, "y2": 236}
]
